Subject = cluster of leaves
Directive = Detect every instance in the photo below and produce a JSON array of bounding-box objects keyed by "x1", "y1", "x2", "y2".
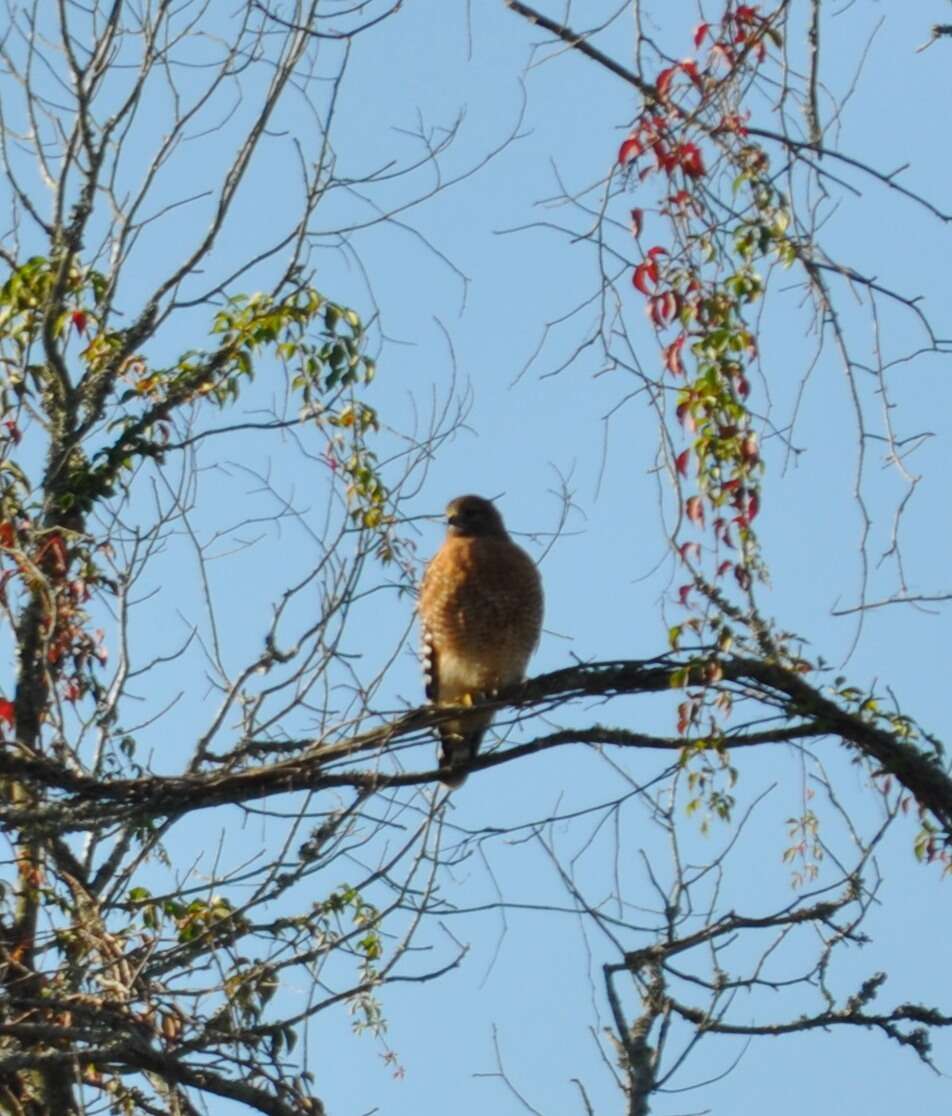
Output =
[
  {"x1": 0, "y1": 523, "x2": 107, "y2": 711},
  {"x1": 784, "y1": 798, "x2": 822, "y2": 887},
  {"x1": 615, "y1": 4, "x2": 804, "y2": 829},
  {"x1": 0, "y1": 249, "x2": 114, "y2": 708},
  {"x1": 322, "y1": 884, "x2": 386, "y2": 987},
  {"x1": 829, "y1": 679, "x2": 949, "y2": 870},
  {"x1": 613, "y1": 7, "x2": 952, "y2": 872},
  {"x1": 0, "y1": 255, "x2": 393, "y2": 726},
  {"x1": 212, "y1": 291, "x2": 390, "y2": 532},
  {"x1": 617, "y1": 4, "x2": 790, "y2": 613},
  {"x1": 129, "y1": 886, "x2": 245, "y2": 943}
]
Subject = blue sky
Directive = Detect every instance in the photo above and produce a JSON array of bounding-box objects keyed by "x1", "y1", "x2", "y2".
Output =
[{"x1": 2, "y1": 1, "x2": 952, "y2": 1113}]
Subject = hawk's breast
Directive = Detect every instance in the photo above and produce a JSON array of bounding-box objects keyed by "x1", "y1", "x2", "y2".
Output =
[{"x1": 419, "y1": 535, "x2": 543, "y2": 703}]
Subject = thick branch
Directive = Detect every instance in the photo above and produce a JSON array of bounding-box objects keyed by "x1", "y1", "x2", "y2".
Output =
[{"x1": 0, "y1": 656, "x2": 948, "y2": 839}]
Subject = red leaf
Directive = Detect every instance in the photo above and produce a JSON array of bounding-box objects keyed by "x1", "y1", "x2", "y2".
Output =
[
  {"x1": 676, "y1": 402, "x2": 696, "y2": 433},
  {"x1": 3, "y1": 420, "x2": 21, "y2": 445},
  {"x1": 734, "y1": 563, "x2": 752, "y2": 590},
  {"x1": 630, "y1": 208, "x2": 644, "y2": 237},
  {"x1": 678, "y1": 584, "x2": 692, "y2": 607},
  {"x1": 716, "y1": 560, "x2": 733, "y2": 577},
  {"x1": 685, "y1": 495, "x2": 704, "y2": 528},
  {"x1": 675, "y1": 448, "x2": 690, "y2": 477},
  {"x1": 693, "y1": 22, "x2": 710, "y2": 48},
  {"x1": 740, "y1": 432, "x2": 759, "y2": 465},
  {"x1": 51, "y1": 535, "x2": 68, "y2": 571},
  {"x1": 747, "y1": 490, "x2": 761, "y2": 521},
  {"x1": 713, "y1": 518, "x2": 736, "y2": 549},
  {"x1": 0, "y1": 522, "x2": 14, "y2": 548},
  {"x1": 654, "y1": 142, "x2": 677, "y2": 174},
  {"x1": 71, "y1": 310, "x2": 88, "y2": 335},
  {"x1": 677, "y1": 702, "x2": 690, "y2": 734},
  {"x1": 633, "y1": 259, "x2": 659, "y2": 295},
  {"x1": 0, "y1": 699, "x2": 13, "y2": 729},
  {"x1": 648, "y1": 291, "x2": 679, "y2": 329},
  {"x1": 679, "y1": 59, "x2": 702, "y2": 88},
  {"x1": 664, "y1": 335, "x2": 686, "y2": 376},
  {"x1": 678, "y1": 541, "x2": 701, "y2": 564},
  {"x1": 656, "y1": 65, "x2": 677, "y2": 96},
  {"x1": 679, "y1": 143, "x2": 706, "y2": 178},
  {"x1": 618, "y1": 136, "x2": 642, "y2": 165},
  {"x1": 736, "y1": 5, "x2": 759, "y2": 22}
]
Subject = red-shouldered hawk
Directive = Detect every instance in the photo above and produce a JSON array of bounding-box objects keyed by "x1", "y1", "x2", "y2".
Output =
[{"x1": 419, "y1": 494, "x2": 544, "y2": 787}]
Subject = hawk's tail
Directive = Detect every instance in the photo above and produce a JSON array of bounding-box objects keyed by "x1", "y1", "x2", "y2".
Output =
[{"x1": 437, "y1": 716, "x2": 489, "y2": 788}]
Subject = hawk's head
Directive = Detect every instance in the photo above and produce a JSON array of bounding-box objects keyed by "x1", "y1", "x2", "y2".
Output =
[{"x1": 445, "y1": 494, "x2": 507, "y2": 539}]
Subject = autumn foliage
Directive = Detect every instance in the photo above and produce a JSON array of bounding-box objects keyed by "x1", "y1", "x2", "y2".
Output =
[{"x1": 615, "y1": 5, "x2": 790, "y2": 632}]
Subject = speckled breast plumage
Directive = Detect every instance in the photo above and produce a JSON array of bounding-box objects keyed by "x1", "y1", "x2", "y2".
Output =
[{"x1": 419, "y1": 535, "x2": 543, "y2": 704}]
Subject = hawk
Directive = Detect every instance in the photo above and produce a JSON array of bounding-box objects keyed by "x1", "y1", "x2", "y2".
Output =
[{"x1": 419, "y1": 494, "x2": 543, "y2": 786}]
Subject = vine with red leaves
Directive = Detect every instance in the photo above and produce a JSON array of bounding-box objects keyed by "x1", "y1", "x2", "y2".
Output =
[
  {"x1": 613, "y1": 4, "x2": 802, "y2": 823},
  {"x1": 618, "y1": 4, "x2": 787, "y2": 624}
]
